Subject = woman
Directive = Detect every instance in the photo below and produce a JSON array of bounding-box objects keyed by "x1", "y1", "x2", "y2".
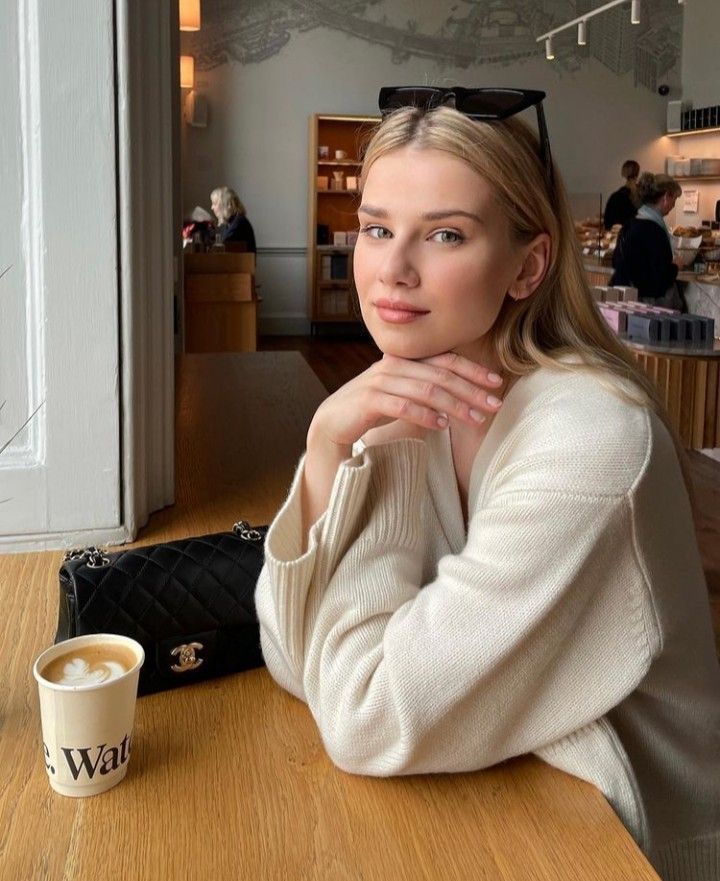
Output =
[
  {"x1": 209, "y1": 186, "x2": 257, "y2": 252},
  {"x1": 611, "y1": 172, "x2": 683, "y2": 305},
  {"x1": 255, "y1": 90, "x2": 719, "y2": 881},
  {"x1": 603, "y1": 159, "x2": 640, "y2": 230}
]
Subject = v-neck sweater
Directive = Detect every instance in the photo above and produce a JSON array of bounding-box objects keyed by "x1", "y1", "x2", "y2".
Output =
[{"x1": 255, "y1": 364, "x2": 720, "y2": 881}]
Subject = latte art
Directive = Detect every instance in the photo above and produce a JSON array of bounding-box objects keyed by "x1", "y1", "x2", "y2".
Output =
[
  {"x1": 55, "y1": 656, "x2": 126, "y2": 686},
  {"x1": 41, "y1": 642, "x2": 137, "y2": 687}
]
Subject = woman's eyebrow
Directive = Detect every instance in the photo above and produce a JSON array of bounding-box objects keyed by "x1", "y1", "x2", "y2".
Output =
[
  {"x1": 358, "y1": 204, "x2": 483, "y2": 224},
  {"x1": 358, "y1": 204, "x2": 387, "y2": 217},
  {"x1": 422, "y1": 209, "x2": 484, "y2": 224}
]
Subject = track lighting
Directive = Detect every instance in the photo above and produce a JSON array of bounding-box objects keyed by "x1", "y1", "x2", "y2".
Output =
[{"x1": 537, "y1": 0, "x2": 663, "y2": 57}]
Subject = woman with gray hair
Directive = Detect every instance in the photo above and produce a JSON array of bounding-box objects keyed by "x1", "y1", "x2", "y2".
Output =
[
  {"x1": 611, "y1": 172, "x2": 683, "y2": 305},
  {"x1": 210, "y1": 186, "x2": 257, "y2": 253}
]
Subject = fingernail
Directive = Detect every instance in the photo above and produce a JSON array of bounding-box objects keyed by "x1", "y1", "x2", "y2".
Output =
[
  {"x1": 469, "y1": 409, "x2": 486, "y2": 423},
  {"x1": 437, "y1": 415, "x2": 448, "y2": 428},
  {"x1": 488, "y1": 373, "x2": 503, "y2": 385},
  {"x1": 487, "y1": 395, "x2": 503, "y2": 408}
]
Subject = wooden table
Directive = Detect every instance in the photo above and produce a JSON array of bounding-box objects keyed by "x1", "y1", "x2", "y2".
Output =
[{"x1": 0, "y1": 352, "x2": 660, "y2": 881}]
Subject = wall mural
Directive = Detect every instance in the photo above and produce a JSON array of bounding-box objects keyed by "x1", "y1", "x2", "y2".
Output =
[{"x1": 183, "y1": 0, "x2": 682, "y2": 93}]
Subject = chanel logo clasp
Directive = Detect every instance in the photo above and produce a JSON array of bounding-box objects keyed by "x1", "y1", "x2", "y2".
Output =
[{"x1": 170, "y1": 642, "x2": 204, "y2": 673}]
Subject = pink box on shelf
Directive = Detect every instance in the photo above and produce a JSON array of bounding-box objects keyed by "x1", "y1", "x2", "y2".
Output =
[{"x1": 598, "y1": 304, "x2": 626, "y2": 334}]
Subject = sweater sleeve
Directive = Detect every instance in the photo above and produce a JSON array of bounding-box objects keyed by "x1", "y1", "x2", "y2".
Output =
[
  {"x1": 255, "y1": 448, "x2": 375, "y2": 700},
  {"x1": 257, "y1": 432, "x2": 663, "y2": 777}
]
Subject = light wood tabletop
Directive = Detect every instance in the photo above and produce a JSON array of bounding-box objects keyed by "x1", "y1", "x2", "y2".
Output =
[{"x1": 0, "y1": 352, "x2": 660, "y2": 881}]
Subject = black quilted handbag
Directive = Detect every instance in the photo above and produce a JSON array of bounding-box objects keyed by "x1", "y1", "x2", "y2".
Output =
[{"x1": 56, "y1": 521, "x2": 268, "y2": 695}]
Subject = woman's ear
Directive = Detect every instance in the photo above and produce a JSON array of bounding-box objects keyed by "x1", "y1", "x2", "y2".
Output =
[{"x1": 508, "y1": 233, "x2": 551, "y2": 301}]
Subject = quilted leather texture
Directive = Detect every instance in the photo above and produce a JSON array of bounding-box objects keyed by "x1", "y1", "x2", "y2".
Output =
[{"x1": 56, "y1": 528, "x2": 268, "y2": 695}]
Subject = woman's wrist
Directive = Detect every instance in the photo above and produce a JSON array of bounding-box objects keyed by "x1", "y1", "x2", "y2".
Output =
[{"x1": 301, "y1": 423, "x2": 354, "y2": 544}]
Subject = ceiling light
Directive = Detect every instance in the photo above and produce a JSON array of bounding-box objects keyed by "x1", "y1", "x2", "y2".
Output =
[
  {"x1": 545, "y1": 36, "x2": 555, "y2": 60},
  {"x1": 578, "y1": 20, "x2": 587, "y2": 45},
  {"x1": 631, "y1": 0, "x2": 641, "y2": 24}
]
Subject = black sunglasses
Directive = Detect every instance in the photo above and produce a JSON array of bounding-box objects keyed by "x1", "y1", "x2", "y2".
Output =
[{"x1": 378, "y1": 86, "x2": 554, "y2": 192}]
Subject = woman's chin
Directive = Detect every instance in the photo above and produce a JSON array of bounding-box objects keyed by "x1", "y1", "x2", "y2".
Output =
[{"x1": 374, "y1": 339, "x2": 445, "y2": 361}]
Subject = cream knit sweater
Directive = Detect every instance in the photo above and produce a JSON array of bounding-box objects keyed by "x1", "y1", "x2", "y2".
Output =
[{"x1": 255, "y1": 364, "x2": 720, "y2": 881}]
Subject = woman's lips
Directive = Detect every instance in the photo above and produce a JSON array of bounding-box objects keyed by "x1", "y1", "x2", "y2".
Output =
[{"x1": 373, "y1": 299, "x2": 430, "y2": 324}]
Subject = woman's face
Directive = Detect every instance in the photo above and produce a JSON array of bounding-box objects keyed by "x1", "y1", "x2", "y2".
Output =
[
  {"x1": 658, "y1": 192, "x2": 678, "y2": 217},
  {"x1": 354, "y1": 146, "x2": 527, "y2": 362},
  {"x1": 210, "y1": 196, "x2": 222, "y2": 221}
]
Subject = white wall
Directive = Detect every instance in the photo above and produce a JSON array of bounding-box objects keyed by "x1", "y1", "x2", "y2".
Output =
[
  {"x1": 681, "y1": 0, "x2": 720, "y2": 108},
  {"x1": 181, "y1": 2, "x2": 680, "y2": 333},
  {"x1": 673, "y1": 0, "x2": 720, "y2": 230}
]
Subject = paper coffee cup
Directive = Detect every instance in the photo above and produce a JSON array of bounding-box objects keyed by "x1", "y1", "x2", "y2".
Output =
[{"x1": 33, "y1": 634, "x2": 144, "y2": 797}]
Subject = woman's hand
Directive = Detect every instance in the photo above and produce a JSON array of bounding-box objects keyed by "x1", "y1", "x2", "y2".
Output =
[{"x1": 301, "y1": 352, "x2": 505, "y2": 537}]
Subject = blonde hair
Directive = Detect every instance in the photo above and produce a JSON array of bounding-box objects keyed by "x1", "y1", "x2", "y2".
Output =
[
  {"x1": 210, "y1": 186, "x2": 246, "y2": 223},
  {"x1": 359, "y1": 107, "x2": 688, "y2": 482}
]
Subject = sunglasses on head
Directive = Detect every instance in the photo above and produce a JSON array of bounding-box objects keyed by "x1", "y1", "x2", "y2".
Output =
[{"x1": 378, "y1": 86, "x2": 554, "y2": 192}]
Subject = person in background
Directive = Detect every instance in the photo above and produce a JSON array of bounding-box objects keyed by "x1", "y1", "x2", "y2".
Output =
[
  {"x1": 255, "y1": 89, "x2": 719, "y2": 881},
  {"x1": 210, "y1": 186, "x2": 257, "y2": 253},
  {"x1": 603, "y1": 159, "x2": 640, "y2": 230},
  {"x1": 611, "y1": 172, "x2": 683, "y2": 306}
]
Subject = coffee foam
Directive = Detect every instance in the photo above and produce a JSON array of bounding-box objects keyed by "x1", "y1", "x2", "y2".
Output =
[
  {"x1": 53, "y1": 657, "x2": 126, "y2": 686},
  {"x1": 41, "y1": 643, "x2": 137, "y2": 687}
]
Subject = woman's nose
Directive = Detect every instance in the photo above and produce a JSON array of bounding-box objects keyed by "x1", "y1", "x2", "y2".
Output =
[{"x1": 378, "y1": 241, "x2": 420, "y2": 288}]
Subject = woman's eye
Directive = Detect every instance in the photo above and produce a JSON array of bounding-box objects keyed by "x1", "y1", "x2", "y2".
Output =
[
  {"x1": 431, "y1": 229, "x2": 463, "y2": 244},
  {"x1": 359, "y1": 225, "x2": 392, "y2": 240}
]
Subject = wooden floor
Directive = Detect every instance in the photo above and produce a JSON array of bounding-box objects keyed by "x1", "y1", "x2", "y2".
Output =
[{"x1": 259, "y1": 335, "x2": 720, "y2": 655}]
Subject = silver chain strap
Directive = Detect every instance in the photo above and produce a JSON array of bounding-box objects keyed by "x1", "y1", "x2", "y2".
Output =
[
  {"x1": 62, "y1": 546, "x2": 111, "y2": 568},
  {"x1": 232, "y1": 520, "x2": 265, "y2": 542},
  {"x1": 64, "y1": 523, "x2": 262, "y2": 568}
]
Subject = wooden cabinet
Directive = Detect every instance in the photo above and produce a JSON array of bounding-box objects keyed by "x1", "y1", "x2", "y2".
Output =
[
  {"x1": 307, "y1": 113, "x2": 379, "y2": 329},
  {"x1": 183, "y1": 252, "x2": 258, "y2": 352}
]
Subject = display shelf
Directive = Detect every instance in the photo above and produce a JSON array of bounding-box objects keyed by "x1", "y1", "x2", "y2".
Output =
[
  {"x1": 317, "y1": 160, "x2": 362, "y2": 166},
  {"x1": 308, "y1": 113, "x2": 379, "y2": 328},
  {"x1": 666, "y1": 127, "x2": 720, "y2": 138}
]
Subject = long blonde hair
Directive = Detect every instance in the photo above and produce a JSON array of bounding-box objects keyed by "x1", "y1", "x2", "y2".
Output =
[{"x1": 359, "y1": 106, "x2": 688, "y2": 481}]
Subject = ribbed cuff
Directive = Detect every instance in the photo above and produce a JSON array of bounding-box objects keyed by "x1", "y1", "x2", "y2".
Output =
[{"x1": 358, "y1": 438, "x2": 428, "y2": 548}]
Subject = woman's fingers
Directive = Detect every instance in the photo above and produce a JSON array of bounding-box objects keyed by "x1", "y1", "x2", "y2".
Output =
[
  {"x1": 367, "y1": 374, "x2": 488, "y2": 426},
  {"x1": 377, "y1": 353, "x2": 505, "y2": 417},
  {"x1": 311, "y1": 352, "x2": 507, "y2": 450},
  {"x1": 420, "y1": 352, "x2": 504, "y2": 390}
]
